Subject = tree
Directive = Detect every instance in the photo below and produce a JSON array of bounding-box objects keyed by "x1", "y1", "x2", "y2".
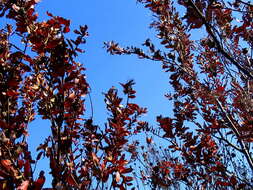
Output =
[
  {"x1": 0, "y1": 0, "x2": 146, "y2": 189},
  {"x1": 105, "y1": 0, "x2": 253, "y2": 189},
  {"x1": 1, "y1": 0, "x2": 253, "y2": 190}
]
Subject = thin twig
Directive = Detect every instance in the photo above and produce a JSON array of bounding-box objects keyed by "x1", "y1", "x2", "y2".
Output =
[
  {"x1": 216, "y1": 98, "x2": 253, "y2": 172},
  {"x1": 88, "y1": 87, "x2": 94, "y2": 119}
]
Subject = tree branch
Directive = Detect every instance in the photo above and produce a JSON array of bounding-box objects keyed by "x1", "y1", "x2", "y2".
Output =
[
  {"x1": 188, "y1": 0, "x2": 253, "y2": 80},
  {"x1": 216, "y1": 98, "x2": 253, "y2": 172}
]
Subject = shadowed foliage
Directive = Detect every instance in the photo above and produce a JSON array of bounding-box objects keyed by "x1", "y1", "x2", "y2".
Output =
[{"x1": 1, "y1": 0, "x2": 253, "y2": 189}]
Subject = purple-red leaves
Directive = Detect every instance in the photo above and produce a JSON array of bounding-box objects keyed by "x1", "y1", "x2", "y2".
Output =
[
  {"x1": 17, "y1": 180, "x2": 29, "y2": 190},
  {"x1": 46, "y1": 11, "x2": 71, "y2": 33},
  {"x1": 120, "y1": 79, "x2": 136, "y2": 98},
  {"x1": 157, "y1": 116, "x2": 173, "y2": 138},
  {"x1": 112, "y1": 0, "x2": 253, "y2": 188},
  {"x1": 33, "y1": 171, "x2": 45, "y2": 190},
  {"x1": 105, "y1": 41, "x2": 126, "y2": 55},
  {"x1": 0, "y1": 1, "x2": 91, "y2": 189},
  {"x1": 0, "y1": 160, "x2": 12, "y2": 172},
  {"x1": 1, "y1": 0, "x2": 253, "y2": 189},
  {"x1": 98, "y1": 82, "x2": 146, "y2": 188}
]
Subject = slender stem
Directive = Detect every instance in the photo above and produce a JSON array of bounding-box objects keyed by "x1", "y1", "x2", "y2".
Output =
[
  {"x1": 88, "y1": 87, "x2": 94, "y2": 119},
  {"x1": 237, "y1": 0, "x2": 253, "y2": 6},
  {"x1": 216, "y1": 99, "x2": 253, "y2": 172},
  {"x1": 214, "y1": 131, "x2": 242, "y2": 153}
]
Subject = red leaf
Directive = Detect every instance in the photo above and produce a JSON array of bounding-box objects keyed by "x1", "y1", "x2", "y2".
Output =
[
  {"x1": 6, "y1": 90, "x2": 19, "y2": 97},
  {"x1": 68, "y1": 92, "x2": 75, "y2": 99},
  {"x1": 121, "y1": 167, "x2": 133, "y2": 174},
  {"x1": 34, "y1": 171, "x2": 45, "y2": 190},
  {"x1": 17, "y1": 180, "x2": 29, "y2": 190},
  {"x1": 63, "y1": 26, "x2": 70, "y2": 33},
  {"x1": 115, "y1": 171, "x2": 121, "y2": 183},
  {"x1": 1, "y1": 160, "x2": 12, "y2": 171},
  {"x1": 66, "y1": 174, "x2": 78, "y2": 187},
  {"x1": 73, "y1": 29, "x2": 81, "y2": 35},
  {"x1": 57, "y1": 17, "x2": 70, "y2": 26},
  {"x1": 36, "y1": 152, "x2": 43, "y2": 161},
  {"x1": 92, "y1": 152, "x2": 99, "y2": 165},
  {"x1": 75, "y1": 48, "x2": 84, "y2": 53},
  {"x1": 0, "y1": 120, "x2": 8, "y2": 129},
  {"x1": 17, "y1": 160, "x2": 24, "y2": 169},
  {"x1": 216, "y1": 180, "x2": 230, "y2": 186},
  {"x1": 8, "y1": 79, "x2": 19, "y2": 87},
  {"x1": 230, "y1": 175, "x2": 237, "y2": 185},
  {"x1": 24, "y1": 160, "x2": 31, "y2": 178},
  {"x1": 47, "y1": 11, "x2": 53, "y2": 17},
  {"x1": 216, "y1": 85, "x2": 225, "y2": 93},
  {"x1": 12, "y1": 4, "x2": 20, "y2": 12},
  {"x1": 124, "y1": 176, "x2": 133, "y2": 182},
  {"x1": 146, "y1": 137, "x2": 153, "y2": 144}
]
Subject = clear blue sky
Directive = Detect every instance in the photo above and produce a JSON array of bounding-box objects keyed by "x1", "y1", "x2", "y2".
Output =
[{"x1": 28, "y1": 0, "x2": 171, "y2": 187}]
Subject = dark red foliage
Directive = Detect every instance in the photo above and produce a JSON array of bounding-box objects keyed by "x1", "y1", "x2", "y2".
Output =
[
  {"x1": 105, "y1": 0, "x2": 253, "y2": 189},
  {"x1": 1, "y1": 0, "x2": 253, "y2": 189},
  {"x1": 0, "y1": 2, "x2": 146, "y2": 189}
]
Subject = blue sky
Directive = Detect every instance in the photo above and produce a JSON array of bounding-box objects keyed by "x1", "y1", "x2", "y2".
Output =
[{"x1": 27, "y1": 0, "x2": 171, "y2": 187}]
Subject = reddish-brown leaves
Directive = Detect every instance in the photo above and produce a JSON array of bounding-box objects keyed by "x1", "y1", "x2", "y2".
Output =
[
  {"x1": 47, "y1": 12, "x2": 71, "y2": 33},
  {"x1": 0, "y1": 160, "x2": 12, "y2": 172},
  {"x1": 115, "y1": 171, "x2": 121, "y2": 183},
  {"x1": 157, "y1": 116, "x2": 173, "y2": 138},
  {"x1": 1, "y1": 0, "x2": 253, "y2": 189},
  {"x1": 17, "y1": 180, "x2": 29, "y2": 190},
  {"x1": 33, "y1": 171, "x2": 45, "y2": 190},
  {"x1": 108, "y1": 0, "x2": 253, "y2": 189}
]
